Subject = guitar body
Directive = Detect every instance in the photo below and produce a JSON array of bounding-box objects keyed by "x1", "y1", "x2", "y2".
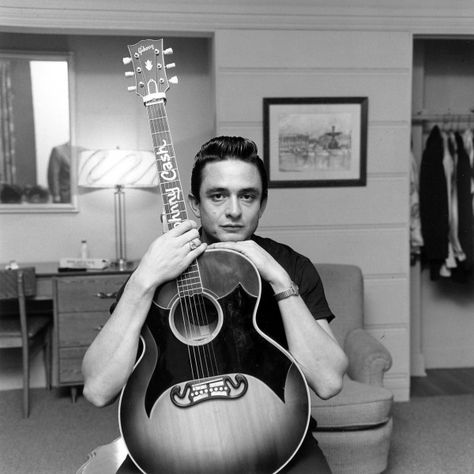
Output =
[{"x1": 118, "y1": 249, "x2": 310, "y2": 474}]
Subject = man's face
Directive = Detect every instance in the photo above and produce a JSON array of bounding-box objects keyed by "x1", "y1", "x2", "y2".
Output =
[{"x1": 189, "y1": 159, "x2": 267, "y2": 244}]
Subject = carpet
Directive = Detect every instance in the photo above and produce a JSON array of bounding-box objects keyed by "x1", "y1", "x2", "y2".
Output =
[
  {"x1": 1, "y1": 389, "x2": 474, "y2": 473},
  {"x1": 386, "y1": 394, "x2": 474, "y2": 473},
  {"x1": 0, "y1": 388, "x2": 119, "y2": 474}
]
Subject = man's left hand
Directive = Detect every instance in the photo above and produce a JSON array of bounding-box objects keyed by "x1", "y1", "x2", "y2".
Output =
[{"x1": 208, "y1": 241, "x2": 292, "y2": 292}]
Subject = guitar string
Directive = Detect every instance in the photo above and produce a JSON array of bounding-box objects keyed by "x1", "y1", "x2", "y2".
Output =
[
  {"x1": 177, "y1": 275, "x2": 208, "y2": 379},
  {"x1": 195, "y1": 289, "x2": 220, "y2": 377},
  {"x1": 177, "y1": 269, "x2": 218, "y2": 379},
  {"x1": 150, "y1": 101, "x2": 219, "y2": 381}
]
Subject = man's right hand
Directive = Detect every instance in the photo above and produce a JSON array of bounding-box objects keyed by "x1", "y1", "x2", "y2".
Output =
[{"x1": 133, "y1": 219, "x2": 207, "y2": 294}]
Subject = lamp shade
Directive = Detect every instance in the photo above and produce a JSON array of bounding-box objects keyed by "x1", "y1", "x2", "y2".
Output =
[{"x1": 78, "y1": 149, "x2": 158, "y2": 188}]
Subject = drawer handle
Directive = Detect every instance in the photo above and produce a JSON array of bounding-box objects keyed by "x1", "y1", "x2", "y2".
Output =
[{"x1": 96, "y1": 291, "x2": 117, "y2": 299}]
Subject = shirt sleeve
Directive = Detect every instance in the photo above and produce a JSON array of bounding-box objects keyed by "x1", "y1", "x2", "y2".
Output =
[{"x1": 293, "y1": 256, "x2": 335, "y2": 323}]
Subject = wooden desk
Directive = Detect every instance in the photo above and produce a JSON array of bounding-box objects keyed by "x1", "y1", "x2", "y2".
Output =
[
  {"x1": 8, "y1": 262, "x2": 135, "y2": 400},
  {"x1": 29, "y1": 261, "x2": 134, "y2": 299}
]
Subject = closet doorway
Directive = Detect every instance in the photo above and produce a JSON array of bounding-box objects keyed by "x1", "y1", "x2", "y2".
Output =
[{"x1": 411, "y1": 37, "x2": 474, "y2": 377}]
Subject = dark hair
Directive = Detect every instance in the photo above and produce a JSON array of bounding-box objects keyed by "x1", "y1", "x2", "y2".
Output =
[{"x1": 191, "y1": 136, "x2": 268, "y2": 203}]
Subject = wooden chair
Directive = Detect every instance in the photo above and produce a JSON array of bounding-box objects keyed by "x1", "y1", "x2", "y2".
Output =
[{"x1": 0, "y1": 267, "x2": 52, "y2": 417}]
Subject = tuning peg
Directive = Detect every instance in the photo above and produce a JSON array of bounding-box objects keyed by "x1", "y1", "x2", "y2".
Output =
[
  {"x1": 123, "y1": 57, "x2": 132, "y2": 65},
  {"x1": 124, "y1": 71, "x2": 135, "y2": 77},
  {"x1": 166, "y1": 63, "x2": 176, "y2": 70},
  {"x1": 163, "y1": 48, "x2": 173, "y2": 55},
  {"x1": 169, "y1": 76, "x2": 178, "y2": 84},
  {"x1": 127, "y1": 85, "x2": 137, "y2": 92}
]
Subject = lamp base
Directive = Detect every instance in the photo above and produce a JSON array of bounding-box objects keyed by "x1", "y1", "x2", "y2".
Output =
[{"x1": 111, "y1": 258, "x2": 135, "y2": 272}]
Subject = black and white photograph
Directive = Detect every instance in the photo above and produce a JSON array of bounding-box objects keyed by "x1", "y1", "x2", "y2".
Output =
[{"x1": 1, "y1": 3, "x2": 474, "y2": 474}]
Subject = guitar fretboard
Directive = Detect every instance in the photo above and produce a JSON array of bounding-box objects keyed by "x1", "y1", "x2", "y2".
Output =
[
  {"x1": 147, "y1": 101, "x2": 188, "y2": 227},
  {"x1": 147, "y1": 99, "x2": 203, "y2": 295}
]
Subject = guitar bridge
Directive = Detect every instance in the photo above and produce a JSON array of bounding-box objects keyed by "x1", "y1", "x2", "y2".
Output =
[{"x1": 170, "y1": 374, "x2": 248, "y2": 408}]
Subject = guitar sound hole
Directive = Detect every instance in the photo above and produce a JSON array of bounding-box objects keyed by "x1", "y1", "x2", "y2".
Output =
[{"x1": 170, "y1": 293, "x2": 223, "y2": 346}]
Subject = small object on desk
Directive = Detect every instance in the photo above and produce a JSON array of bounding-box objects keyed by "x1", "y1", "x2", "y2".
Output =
[
  {"x1": 5, "y1": 260, "x2": 19, "y2": 270},
  {"x1": 80, "y1": 240, "x2": 89, "y2": 260},
  {"x1": 59, "y1": 257, "x2": 110, "y2": 270}
]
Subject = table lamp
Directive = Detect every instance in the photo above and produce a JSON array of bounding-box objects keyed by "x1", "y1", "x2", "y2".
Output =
[{"x1": 78, "y1": 149, "x2": 158, "y2": 270}]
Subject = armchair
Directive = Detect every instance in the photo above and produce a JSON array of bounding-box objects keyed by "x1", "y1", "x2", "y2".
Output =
[{"x1": 312, "y1": 264, "x2": 393, "y2": 474}]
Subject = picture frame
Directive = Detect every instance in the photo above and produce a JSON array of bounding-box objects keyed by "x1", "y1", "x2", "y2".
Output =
[{"x1": 263, "y1": 97, "x2": 368, "y2": 188}]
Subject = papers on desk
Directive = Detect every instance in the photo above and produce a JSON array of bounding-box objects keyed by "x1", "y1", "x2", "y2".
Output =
[{"x1": 59, "y1": 257, "x2": 110, "y2": 270}]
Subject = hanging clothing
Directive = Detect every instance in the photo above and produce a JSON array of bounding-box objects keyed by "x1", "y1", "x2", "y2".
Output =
[
  {"x1": 419, "y1": 124, "x2": 474, "y2": 282},
  {"x1": 463, "y1": 128, "x2": 474, "y2": 192},
  {"x1": 445, "y1": 133, "x2": 465, "y2": 263},
  {"x1": 441, "y1": 132, "x2": 457, "y2": 275},
  {"x1": 410, "y1": 151, "x2": 424, "y2": 262},
  {"x1": 419, "y1": 125, "x2": 450, "y2": 279},
  {"x1": 452, "y1": 131, "x2": 473, "y2": 280}
]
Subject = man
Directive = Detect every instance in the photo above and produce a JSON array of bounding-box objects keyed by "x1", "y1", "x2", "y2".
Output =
[
  {"x1": 82, "y1": 136, "x2": 348, "y2": 473},
  {"x1": 47, "y1": 142, "x2": 71, "y2": 203}
]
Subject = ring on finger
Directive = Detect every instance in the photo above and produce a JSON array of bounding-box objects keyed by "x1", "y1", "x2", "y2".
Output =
[{"x1": 189, "y1": 240, "x2": 198, "y2": 251}]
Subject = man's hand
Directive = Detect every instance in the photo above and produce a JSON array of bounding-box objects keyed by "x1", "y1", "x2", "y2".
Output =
[
  {"x1": 135, "y1": 220, "x2": 207, "y2": 292},
  {"x1": 208, "y1": 240, "x2": 292, "y2": 293}
]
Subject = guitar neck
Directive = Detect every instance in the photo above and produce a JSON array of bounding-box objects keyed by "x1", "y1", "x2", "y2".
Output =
[
  {"x1": 147, "y1": 99, "x2": 188, "y2": 228},
  {"x1": 147, "y1": 99, "x2": 202, "y2": 294}
]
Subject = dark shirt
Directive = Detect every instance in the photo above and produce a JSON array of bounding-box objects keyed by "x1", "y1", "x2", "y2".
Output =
[
  {"x1": 250, "y1": 234, "x2": 334, "y2": 349},
  {"x1": 249, "y1": 234, "x2": 334, "y2": 435}
]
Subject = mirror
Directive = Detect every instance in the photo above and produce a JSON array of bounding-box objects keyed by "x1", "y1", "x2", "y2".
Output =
[{"x1": 0, "y1": 50, "x2": 76, "y2": 213}]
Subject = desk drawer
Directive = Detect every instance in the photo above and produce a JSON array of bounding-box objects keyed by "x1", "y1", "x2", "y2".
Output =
[
  {"x1": 54, "y1": 275, "x2": 127, "y2": 312},
  {"x1": 59, "y1": 347, "x2": 87, "y2": 384},
  {"x1": 58, "y1": 311, "x2": 109, "y2": 346}
]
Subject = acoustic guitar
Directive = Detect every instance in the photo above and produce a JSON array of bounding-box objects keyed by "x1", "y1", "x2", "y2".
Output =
[{"x1": 115, "y1": 39, "x2": 311, "y2": 474}]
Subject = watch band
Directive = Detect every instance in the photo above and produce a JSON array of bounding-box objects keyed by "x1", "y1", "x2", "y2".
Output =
[{"x1": 273, "y1": 282, "x2": 299, "y2": 301}]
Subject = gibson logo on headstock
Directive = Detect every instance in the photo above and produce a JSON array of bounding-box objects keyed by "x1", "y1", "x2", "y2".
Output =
[{"x1": 138, "y1": 44, "x2": 154, "y2": 55}]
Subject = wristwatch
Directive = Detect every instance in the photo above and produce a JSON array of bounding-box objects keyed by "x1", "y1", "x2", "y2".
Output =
[{"x1": 273, "y1": 281, "x2": 299, "y2": 301}]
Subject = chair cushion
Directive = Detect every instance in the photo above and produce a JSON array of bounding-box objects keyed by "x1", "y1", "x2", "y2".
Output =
[{"x1": 311, "y1": 376, "x2": 393, "y2": 430}]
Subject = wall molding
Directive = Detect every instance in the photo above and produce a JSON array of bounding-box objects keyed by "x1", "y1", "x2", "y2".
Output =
[
  {"x1": 3, "y1": 1, "x2": 474, "y2": 36},
  {"x1": 259, "y1": 222, "x2": 407, "y2": 232},
  {"x1": 219, "y1": 67, "x2": 411, "y2": 76}
]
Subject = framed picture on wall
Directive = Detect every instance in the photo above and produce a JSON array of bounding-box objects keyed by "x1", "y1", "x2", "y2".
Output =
[{"x1": 263, "y1": 97, "x2": 368, "y2": 188}]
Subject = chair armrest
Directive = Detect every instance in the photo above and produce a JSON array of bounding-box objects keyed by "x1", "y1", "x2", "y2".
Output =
[{"x1": 344, "y1": 328, "x2": 392, "y2": 386}]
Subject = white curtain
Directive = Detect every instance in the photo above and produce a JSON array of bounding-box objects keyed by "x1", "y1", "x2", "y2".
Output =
[{"x1": 0, "y1": 60, "x2": 16, "y2": 184}]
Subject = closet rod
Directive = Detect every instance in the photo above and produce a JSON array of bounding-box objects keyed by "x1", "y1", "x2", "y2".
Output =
[{"x1": 412, "y1": 110, "x2": 474, "y2": 123}]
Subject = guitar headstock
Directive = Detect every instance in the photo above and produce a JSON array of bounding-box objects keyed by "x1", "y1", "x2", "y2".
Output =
[{"x1": 123, "y1": 38, "x2": 177, "y2": 104}]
